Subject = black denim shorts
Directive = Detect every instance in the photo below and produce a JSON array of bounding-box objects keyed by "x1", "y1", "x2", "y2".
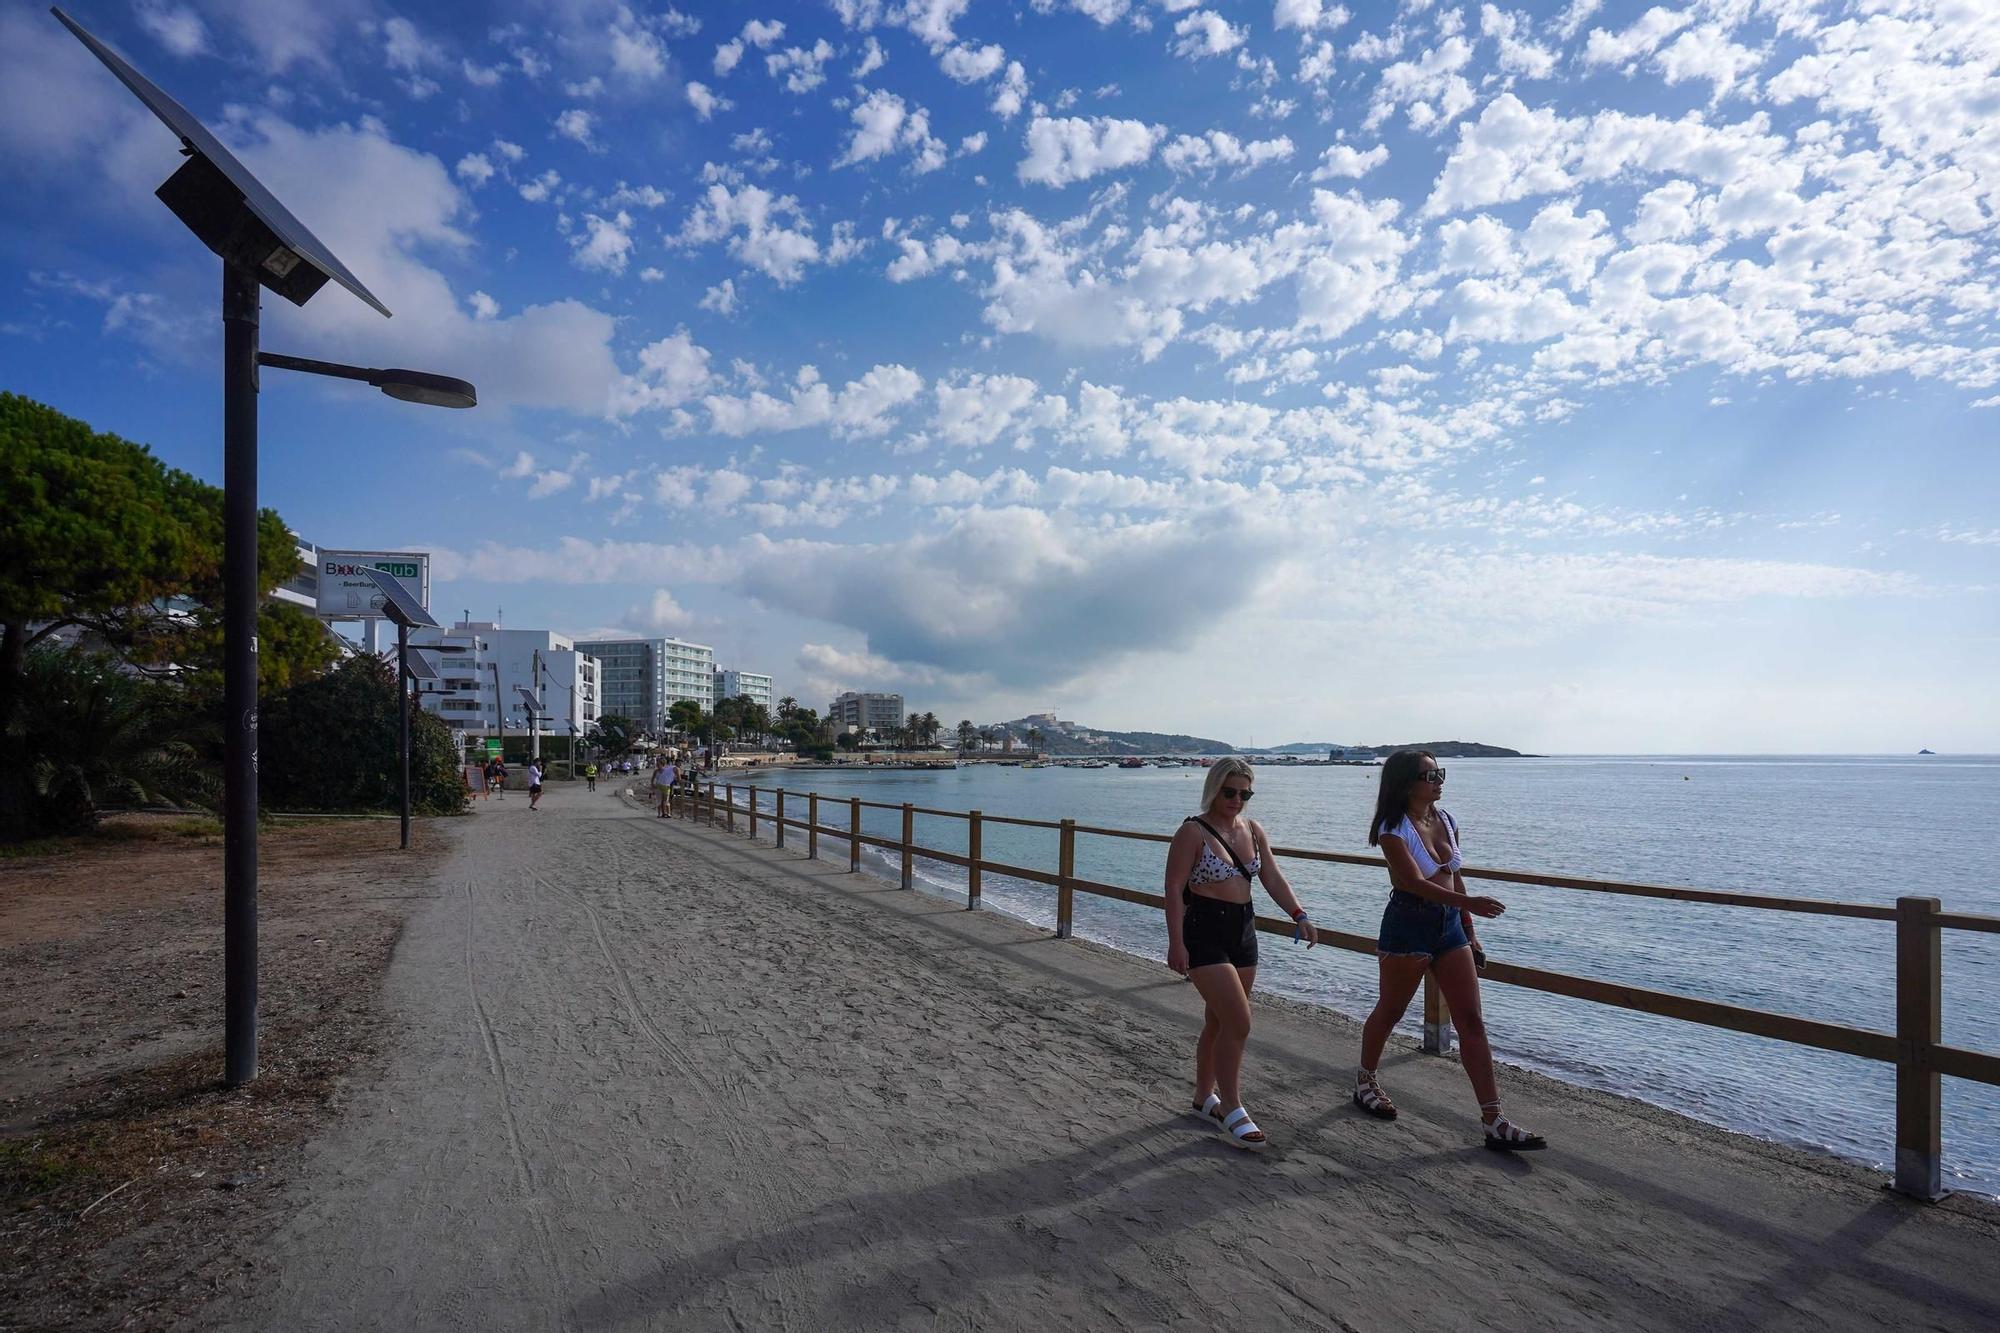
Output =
[{"x1": 1184, "y1": 895, "x2": 1258, "y2": 970}]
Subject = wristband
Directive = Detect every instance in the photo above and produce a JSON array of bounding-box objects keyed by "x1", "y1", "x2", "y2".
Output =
[{"x1": 1290, "y1": 908, "x2": 1309, "y2": 921}]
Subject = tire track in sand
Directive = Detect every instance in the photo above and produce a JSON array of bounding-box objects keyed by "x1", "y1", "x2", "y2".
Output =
[{"x1": 461, "y1": 876, "x2": 573, "y2": 1332}]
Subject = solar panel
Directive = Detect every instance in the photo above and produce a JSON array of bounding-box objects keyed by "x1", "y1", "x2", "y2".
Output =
[
  {"x1": 516, "y1": 686, "x2": 545, "y2": 714},
  {"x1": 361, "y1": 567, "x2": 438, "y2": 628},
  {"x1": 51, "y1": 8, "x2": 392, "y2": 319},
  {"x1": 404, "y1": 649, "x2": 442, "y2": 682}
]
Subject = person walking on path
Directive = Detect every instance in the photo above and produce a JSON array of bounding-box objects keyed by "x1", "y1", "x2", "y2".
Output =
[
  {"x1": 1353, "y1": 751, "x2": 1545, "y2": 1151},
  {"x1": 527, "y1": 761, "x2": 545, "y2": 811},
  {"x1": 1163, "y1": 758, "x2": 1316, "y2": 1152},
  {"x1": 654, "y1": 756, "x2": 678, "y2": 818},
  {"x1": 585, "y1": 761, "x2": 598, "y2": 793},
  {"x1": 486, "y1": 756, "x2": 507, "y2": 800}
]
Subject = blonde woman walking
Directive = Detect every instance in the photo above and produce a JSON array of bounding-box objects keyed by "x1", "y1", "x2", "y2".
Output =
[
  {"x1": 1354, "y1": 751, "x2": 1545, "y2": 1151},
  {"x1": 1163, "y1": 758, "x2": 1316, "y2": 1151}
]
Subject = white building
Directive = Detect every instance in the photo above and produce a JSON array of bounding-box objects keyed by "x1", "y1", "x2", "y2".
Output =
[
  {"x1": 715, "y1": 668, "x2": 774, "y2": 715},
  {"x1": 829, "y1": 691, "x2": 903, "y2": 733},
  {"x1": 661, "y1": 637, "x2": 716, "y2": 712},
  {"x1": 412, "y1": 622, "x2": 598, "y2": 747},
  {"x1": 574, "y1": 637, "x2": 668, "y2": 732}
]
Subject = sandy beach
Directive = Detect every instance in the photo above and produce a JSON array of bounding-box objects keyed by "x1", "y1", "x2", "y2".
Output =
[{"x1": 201, "y1": 780, "x2": 1999, "y2": 1332}]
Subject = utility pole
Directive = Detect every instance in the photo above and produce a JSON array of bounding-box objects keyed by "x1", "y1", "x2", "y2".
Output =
[
  {"x1": 489, "y1": 659, "x2": 505, "y2": 796},
  {"x1": 529, "y1": 647, "x2": 543, "y2": 764}
]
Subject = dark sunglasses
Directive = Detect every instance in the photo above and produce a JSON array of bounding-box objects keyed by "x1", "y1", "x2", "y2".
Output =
[
  {"x1": 1219, "y1": 786, "x2": 1254, "y2": 802},
  {"x1": 1419, "y1": 769, "x2": 1447, "y2": 784}
]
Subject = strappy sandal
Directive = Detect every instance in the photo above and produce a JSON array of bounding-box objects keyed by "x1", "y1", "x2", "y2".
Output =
[
  {"x1": 1219, "y1": 1106, "x2": 1267, "y2": 1152},
  {"x1": 1354, "y1": 1073, "x2": 1397, "y2": 1120},
  {"x1": 1191, "y1": 1091, "x2": 1223, "y2": 1123},
  {"x1": 1481, "y1": 1104, "x2": 1547, "y2": 1152}
]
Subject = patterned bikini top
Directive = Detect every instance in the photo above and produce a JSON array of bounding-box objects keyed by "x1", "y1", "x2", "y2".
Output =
[{"x1": 1185, "y1": 817, "x2": 1261, "y2": 888}]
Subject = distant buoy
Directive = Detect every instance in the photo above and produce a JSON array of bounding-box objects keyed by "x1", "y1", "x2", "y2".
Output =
[{"x1": 1683, "y1": 775, "x2": 1690, "y2": 780}]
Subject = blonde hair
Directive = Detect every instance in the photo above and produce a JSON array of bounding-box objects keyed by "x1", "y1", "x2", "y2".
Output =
[{"x1": 1201, "y1": 757, "x2": 1256, "y2": 812}]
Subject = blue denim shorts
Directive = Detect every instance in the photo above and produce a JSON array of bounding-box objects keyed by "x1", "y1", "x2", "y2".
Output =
[{"x1": 1376, "y1": 891, "x2": 1470, "y2": 961}]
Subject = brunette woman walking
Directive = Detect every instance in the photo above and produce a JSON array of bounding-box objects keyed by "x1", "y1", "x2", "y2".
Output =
[
  {"x1": 1163, "y1": 758, "x2": 1316, "y2": 1151},
  {"x1": 1353, "y1": 751, "x2": 1544, "y2": 1150}
]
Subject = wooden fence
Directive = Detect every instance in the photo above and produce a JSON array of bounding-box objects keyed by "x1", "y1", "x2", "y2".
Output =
[{"x1": 673, "y1": 779, "x2": 2000, "y2": 1202}]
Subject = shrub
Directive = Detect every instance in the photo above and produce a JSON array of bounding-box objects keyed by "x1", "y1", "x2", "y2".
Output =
[{"x1": 260, "y1": 655, "x2": 466, "y2": 816}]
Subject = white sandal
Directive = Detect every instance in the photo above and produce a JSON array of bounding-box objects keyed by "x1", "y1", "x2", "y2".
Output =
[
  {"x1": 1191, "y1": 1091, "x2": 1223, "y2": 1123},
  {"x1": 1220, "y1": 1106, "x2": 1267, "y2": 1152},
  {"x1": 1481, "y1": 1101, "x2": 1547, "y2": 1151}
]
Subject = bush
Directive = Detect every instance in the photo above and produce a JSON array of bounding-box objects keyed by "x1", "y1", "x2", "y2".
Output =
[
  {"x1": 13, "y1": 646, "x2": 215, "y2": 835},
  {"x1": 260, "y1": 656, "x2": 466, "y2": 816}
]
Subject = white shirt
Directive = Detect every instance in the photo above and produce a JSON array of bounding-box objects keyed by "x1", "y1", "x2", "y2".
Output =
[{"x1": 528, "y1": 765, "x2": 543, "y2": 785}]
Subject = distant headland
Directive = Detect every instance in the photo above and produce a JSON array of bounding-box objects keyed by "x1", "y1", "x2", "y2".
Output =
[{"x1": 984, "y1": 715, "x2": 1528, "y2": 758}]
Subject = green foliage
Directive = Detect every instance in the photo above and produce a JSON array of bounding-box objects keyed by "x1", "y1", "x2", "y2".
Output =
[
  {"x1": 12, "y1": 646, "x2": 217, "y2": 835},
  {"x1": 667, "y1": 699, "x2": 704, "y2": 737},
  {"x1": 260, "y1": 656, "x2": 466, "y2": 816},
  {"x1": 594, "y1": 713, "x2": 637, "y2": 754}
]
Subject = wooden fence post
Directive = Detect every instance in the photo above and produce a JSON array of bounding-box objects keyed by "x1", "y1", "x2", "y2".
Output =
[
  {"x1": 747, "y1": 786, "x2": 758, "y2": 840},
  {"x1": 725, "y1": 784, "x2": 736, "y2": 833},
  {"x1": 1422, "y1": 971, "x2": 1455, "y2": 1055},
  {"x1": 1895, "y1": 896, "x2": 1945, "y2": 1200},
  {"x1": 900, "y1": 804, "x2": 914, "y2": 890},
  {"x1": 849, "y1": 797, "x2": 861, "y2": 873},
  {"x1": 968, "y1": 810, "x2": 982, "y2": 910},
  {"x1": 775, "y1": 790, "x2": 785, "y2": 850},
  {"x1": 1056, "y1": 819, "x2": 1076, "y2": 939},
  {"x1": 808, "y1": 792, "x2": 819, "y2": 859}
]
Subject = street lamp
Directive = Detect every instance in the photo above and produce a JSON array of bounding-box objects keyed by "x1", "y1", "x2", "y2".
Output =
[
  {"x1": 361, "y1": 568, "x2": 439, "y2": 851},
  {"x1": 55, "y1": 9, "x2": 479, "y2": 1088}
]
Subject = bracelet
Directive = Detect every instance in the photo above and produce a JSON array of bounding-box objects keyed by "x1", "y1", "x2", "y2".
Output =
[{"x1": 1291, "y1": 908, "x2": 1309, "y2": 922}]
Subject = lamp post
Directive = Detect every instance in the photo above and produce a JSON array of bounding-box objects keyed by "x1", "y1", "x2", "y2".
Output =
[
  {"x1": 56, "y1": 10, "x2": 476, "y2": 1087},
  {"x1": 361, "y1": 569, "x2": 439, "y2": 850}
]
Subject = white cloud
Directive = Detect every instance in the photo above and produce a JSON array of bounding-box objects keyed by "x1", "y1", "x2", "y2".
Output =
[
  {"x1": 1480, "y1": 4, "x2": 1556, "y2": 79},
  {"x1": 855, "y1": 35, "x2": 888, "y2": 77},
  {"x1": 1654, "y1": 23, "x2": 1764, "y2": 102},
  {"x1": 571, "y1": 211, "x2": 635, "y2": 273},
  {"x1": 837, "y1": 89, "x2": 947, "y2": 173},
  {"x1": 1161, "y1": 131, "x2": 1295, "y2": 175},
  {"x1": 1172, "y1": 12, "x2": 1247, "y2": 60},
  {"x1": 612, "y1": 330, "x2": 716, "y2": 415},
  {"x1": 468, "y1": 290, "x2": 500, "y2": 320},
  {"x1": 554, "y1": 108, "x2": 597, "y2": 149},
  {"x1": 941, "y1": 42, "x2": 1006, "y2": 83},
  {"x1": 934, "y1": 373, "x2": 1069, "y2": 446},
  {"x1": 992, "y1": 60, "x2": 1030, "y2": 120},
  {"x1": 1584, "y1": 6, "x2": 1694, "y2": 66},
  {"x1": 713, "y1": 39, "x2": 744, "y2": 75},
  {"x1": 699, "y1": 363, "x2": 928, "y2": 438},
  {"x1": 1309, "y1": 142, "x2": 1388, "y2": 179},
  {"x1": 609, "y1": 21, "x2": 667, "y2": 80},
  {"x1": 455, "y1": 152, "x2": 494, "y2": 186},
  {"x1": 686, "y1": 81, "x2": 732, "y2": 121},
  {"x1": 743, "y1": 19, "x2": 786, "y2": 46},
  {"x1": 676, "y1": 181, "x2": 823, "y2": 283},
  {"x1": 1018, "y1": 115, "x2": 1164, "y2": 187},
  {"x1": 135, "y1": 2, "x2": 209, "y2": 57},
  {"x1": 527, "y1": 468, "x2": 575, "y2": 499},
  {"x1": 1274, "y1": 0, "x2": 1350, "y2": 34},
  {"x1": 766, "y1": 39, "x2": 835, "y2": 93},
  {"x1": 700, "y1": 279, "x2": 740, "y2": 314}
]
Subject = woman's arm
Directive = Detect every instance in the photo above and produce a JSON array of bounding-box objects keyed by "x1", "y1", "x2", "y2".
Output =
[
  {"x1": 1251, "y1": 823, "x2": 1317, "y2": 947},
  {"x1": 1163, "y1": 825, "x2": 1200, "y2": 967}
]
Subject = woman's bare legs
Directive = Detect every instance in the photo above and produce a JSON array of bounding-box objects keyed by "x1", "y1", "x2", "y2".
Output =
[
  {"x1": 1360, "y1": 954, "x2": 1430, "y2": 1070},
  {"x1": 1189, "y1": 964, "x2": 1257, "y2": 1110},
  {"x1": 1431, "y1": 945, "x2": 1499, "y2": 1107}
]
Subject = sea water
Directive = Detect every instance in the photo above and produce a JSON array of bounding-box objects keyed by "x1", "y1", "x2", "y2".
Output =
[{"x1": 743, "y1": 756, "x2": 2000, "y2": 1197}]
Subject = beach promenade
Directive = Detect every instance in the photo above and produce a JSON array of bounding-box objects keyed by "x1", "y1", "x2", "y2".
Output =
[{"x1": 217, "y1": 782, "x2": 2000, "y2": 1332}]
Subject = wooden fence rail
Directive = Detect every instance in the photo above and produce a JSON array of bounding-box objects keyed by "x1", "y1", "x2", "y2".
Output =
[{"x1": 707, "y1": 780, "x2": 1996, "y2": 1202}]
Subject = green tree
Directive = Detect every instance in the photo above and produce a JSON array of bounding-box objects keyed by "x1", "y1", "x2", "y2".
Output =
[
  {"x1": 667, "y1": 699, "x2": 705, "y2": 737},
  {"x1": 957, "y1": 719, "x2": 976, "y2": 753},
  {"x1": 594, "y1": 713, "x2": 637, "y2": 755},
  {"x1": 0, "y1": 393, "x2": 321, "y2": 838},
  {"x1": 17, "y1": 646, "x2": 216, "y2": 834},
  {"x1": 260, "y1": 655, "x2": 465, "y2": 816}
]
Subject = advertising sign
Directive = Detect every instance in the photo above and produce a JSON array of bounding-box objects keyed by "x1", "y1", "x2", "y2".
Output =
[{"x1": 315, "y1": 550, "x2": 429, "y2": 621}]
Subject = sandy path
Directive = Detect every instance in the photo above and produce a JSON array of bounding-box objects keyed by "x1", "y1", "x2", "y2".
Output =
[{"x1": 211, "y1": 781, "x2": 2000, "y2": 1333}]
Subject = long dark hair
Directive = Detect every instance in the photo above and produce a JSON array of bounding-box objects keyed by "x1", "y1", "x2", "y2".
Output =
[{"x1": 1367, "y1": 750, "x2": 1435, "y2": 846}]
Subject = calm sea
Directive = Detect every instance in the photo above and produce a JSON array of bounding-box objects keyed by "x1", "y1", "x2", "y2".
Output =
[{"x1": 742, "y1": 756, "x2": 2000, "y2": 1197}]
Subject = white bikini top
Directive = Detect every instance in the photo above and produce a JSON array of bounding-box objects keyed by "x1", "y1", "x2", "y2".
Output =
[{"x1": 1382, "y1": 810, "x2": 1460, "y2": 878}]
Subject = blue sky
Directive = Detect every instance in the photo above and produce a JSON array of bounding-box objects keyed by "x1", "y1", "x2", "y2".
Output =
[{"x1": 3, "y1": 0, "x2": 1996, "y2": 751}]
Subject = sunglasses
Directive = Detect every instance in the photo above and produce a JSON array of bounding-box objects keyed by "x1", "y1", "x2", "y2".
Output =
[
  {"x1": 1419, "y1": 769, "x2": 1447, "y2": 784},
  {"x1": 1219, "y1": 786, "x2": 1254, "y2": 802}
]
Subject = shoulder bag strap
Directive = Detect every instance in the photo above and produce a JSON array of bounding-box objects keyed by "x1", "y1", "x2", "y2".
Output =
[{"x1": 1186, "y1": 815, "x2": 1256, "y2": 881}]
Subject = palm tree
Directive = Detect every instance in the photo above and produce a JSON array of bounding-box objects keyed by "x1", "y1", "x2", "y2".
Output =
[
  {"x1": 1027, "y1": 726, "x2": 1045, "y2": 755},
  {"x1": 957, "y1": 719, "x2": 976, "y2": 753},
  {"x1": 21, "y1": 648, "x2": 215, "y2": 834}
]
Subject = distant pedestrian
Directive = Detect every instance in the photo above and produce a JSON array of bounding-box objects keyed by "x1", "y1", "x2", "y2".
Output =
[
  {"x1": 1163, "y1": 758, "x2": 1316, "y2": 1152},
  {"x1": 585, "y1": 761, "x2": 598, "y2": 792},
  {"x1": 1353, "y1": 751, "x2": 1544, "y2": 1151},
  {"x1": 653, "y1": 757, "x2": 677, "y2": 817},
  {"x1": 528, "y1": 761, "x2": 545, "y2": 810},
  {"x1": 486, "y1": 756, "x2": 508, "y2": 800}
]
